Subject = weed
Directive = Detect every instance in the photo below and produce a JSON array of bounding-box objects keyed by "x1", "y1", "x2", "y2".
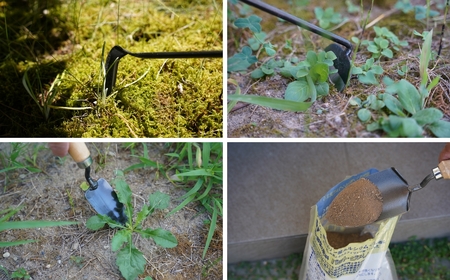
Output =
[
  {"x1": 314, "y1": 7, "x2": 343, "y2": 29},
  {"x1": 282, "y1": 50, "x2": 337, "y2": 102},
  {"x1": 0, "y1": 143, "x2": 42, "y2": 190},
  {"x1": 351, "y1": 57, "x2": 384, "y2": 85},
  {"x1": 86, "y1": 171, "x2": 177, "y2": 280},
  {"x1": 11, "y1": 267, "x2": 30, "y2": 280},
  {"x1": 69, "y1": 256, "x2": 84, "y2": 268},
  {"x1": 165, "y1": 143, "x2": 222, "y2": 258},
  {"x1": 0, "y1": 205, "x2": 77, "y2": 248},
  {"x1": 351, "y1": 29, "x2": 450, "y2": 137},
  {"x1": 228, "y1": 9, "x2": 339, "y2": 112}
]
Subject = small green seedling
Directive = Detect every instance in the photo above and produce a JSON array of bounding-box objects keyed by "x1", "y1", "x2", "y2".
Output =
[
  {"x1": 314, "y1": 7, "x2": 343, "y2": 29},
  {"x1": 351, "y1": 57, "x2": 384, "y2": 85},
  {"x1": 282, "y1": 50, "x2": 337, "y2": 102},
  {"x1": 86, "y1": 171, "x2": 177, "y2": 280},
  {"x1": 11, "y1": 268, "x2": 30, "y2": 280},
  {"x1": 359, "y1": 26, "x2": 408, "y2": 60}
]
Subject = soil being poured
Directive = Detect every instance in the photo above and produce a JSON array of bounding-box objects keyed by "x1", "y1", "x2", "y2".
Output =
[
  {"x1": 325, "y1": 178, "x2": 383, "y2": 227},
  {"x1": 324, "y1": 178, "x2": 384, "y2": 249}
]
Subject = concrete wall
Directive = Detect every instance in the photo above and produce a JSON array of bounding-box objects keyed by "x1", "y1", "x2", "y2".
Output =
[{"x1": 228, "y1": 142, "x2": 450, "y2": 263}]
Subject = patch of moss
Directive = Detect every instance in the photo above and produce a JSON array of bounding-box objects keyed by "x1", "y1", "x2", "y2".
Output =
[{"x1": 0, "y1": 0, "x2": 222, "y2": 137}]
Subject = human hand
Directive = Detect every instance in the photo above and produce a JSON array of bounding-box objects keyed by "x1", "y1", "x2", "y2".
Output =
[
  {"x1": 438, "y1": 143, "x2": 450, "y2": 162},
  {"x1": 48, "y1": 143, "x2": 69, "y2": 157}
]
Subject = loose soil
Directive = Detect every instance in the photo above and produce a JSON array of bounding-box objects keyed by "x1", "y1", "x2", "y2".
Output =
[
  {"x1": 326, "y1": 231, "x2": 373, "y2": 249},
  {"x1": 325, "y1": 178, "x2": 383, "y2": 227},
  {"x1": 0, "y1": 143, "x2": 222, "y2": 279}
]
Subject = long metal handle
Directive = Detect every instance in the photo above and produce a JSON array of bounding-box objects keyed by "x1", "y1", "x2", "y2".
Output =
[
  {"x1": 104, "y1": 46, "x2": 222, "y2": 95},
  {"x1": 239, "y1": 0, "x2": 353, "y2": 56}
]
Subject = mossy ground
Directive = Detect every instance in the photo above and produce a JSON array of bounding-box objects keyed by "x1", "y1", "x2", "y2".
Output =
[
  {"x1": 0, "y1": 0, "x2": 222, "y2": 137},
  {"x1": 227, "y1": 0, "x2": 450, "y2": 137}
]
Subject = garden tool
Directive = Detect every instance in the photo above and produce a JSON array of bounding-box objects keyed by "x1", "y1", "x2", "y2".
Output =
[
  {"x1": 360, "y1": 160, "x2": 450, "y2": 223},
  {"x1": 104, "y1": 46, "x2": 222, "y2": 95},
  {"x1": 238, "y1": 0, "x2": 353, "y2": 92},
  {"x1": 68, "y1": 142, "x2": 127, "y2": 225}
]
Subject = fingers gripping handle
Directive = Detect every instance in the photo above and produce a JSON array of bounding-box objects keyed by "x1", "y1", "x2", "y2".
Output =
[{"x1": 68, "y1": 142, "x2": 93, "y2": 169}]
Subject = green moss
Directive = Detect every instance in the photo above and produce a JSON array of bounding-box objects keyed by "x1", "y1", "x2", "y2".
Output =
[{"x1": 0, "y1": 0, "x2": 222, "y2": 137}]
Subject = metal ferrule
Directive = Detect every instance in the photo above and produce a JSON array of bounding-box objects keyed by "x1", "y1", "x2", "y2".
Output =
[
  {"x1": 76, "y1": 156, "x2": 93, "y2": 169},
  {"x1": 433, "y1": 167, "x2": 443, "y2": 180}
]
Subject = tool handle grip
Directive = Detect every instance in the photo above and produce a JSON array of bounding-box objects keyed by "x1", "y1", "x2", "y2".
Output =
[
  {"x1": 438, "y1": 160, "x2": 450, "y2": 179},
  {"x1": 69, "y1": 143, "x2": 92, "y2": 168}
]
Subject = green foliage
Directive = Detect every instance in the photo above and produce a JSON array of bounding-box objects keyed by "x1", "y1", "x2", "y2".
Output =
[
  {"x1": 227, "y1": 46, "x2": 258, "y2": 72},
  {"x1": 123, "y1": 143, "x2": 164, "y2": 179},
  {"x1": 414, "y1": 5, "x2": 440, "y2": 20},
  {"x1": 395, "y1": 0, "x2": 440, "y2": 20},
  {"x1": 86, "y1": 173, "x2": 177, "y2": 280},
  {"x1": 234, "y1": 15, "x2": 262, "y2": 33},
  {"x1": 359, "y1": 26, "x2": 408, "y2": 60},
  {"x1": 250, "y1": 58, "x2": 284, "y2": 79},
  {"x1": 228, "y1": 2, "x2": 342, "y2": 113},
  {"x1": 282, "y1": 50, "x2": 337, "y2": 102},
  {"x1": 0, "y1": 205, "x2": 77, "y2": 248},
  {"x1": 22, "y1": 69, "x2": 91, "y2": 120},
  {"x1": 314, "y1": 7, "x2": 343, "y2": 29},
  {"x1": 345, "y1": 0, "x2": 360, "y2": 14},
  {"x1": 11, "y1": 268, "x2": 30, "y2": 279},
  {"x1": 165, "y1": 143, "x2": 222, "y2": 258},
  {"x1": 0, "y1": 143, "x2": 45, "y2": 191},
  {"x1": 353, "y1": 77, "x2": 449, "y2": 137},
  {"x1": 351, "y1": 57, "x2": 384, "y2": 85},
  {"x1": 390, "y1": 237, "x2": 450, "y2": 279}
]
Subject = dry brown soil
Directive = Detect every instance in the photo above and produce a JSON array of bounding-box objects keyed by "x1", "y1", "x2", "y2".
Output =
[
  {"x1": 325, "y1": 178, "x2": 383, "y2": 227},
  {"x1": 0, "y1": 143, "x2": 222, "y2": 280},
  {"x1": 326, "y1": 231, "x2": 373, "y2": 249}
]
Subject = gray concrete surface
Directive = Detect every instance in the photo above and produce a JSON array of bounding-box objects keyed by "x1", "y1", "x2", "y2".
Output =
[{"x1": 228, "y1": 143, "x2": 450, "y2": 263}]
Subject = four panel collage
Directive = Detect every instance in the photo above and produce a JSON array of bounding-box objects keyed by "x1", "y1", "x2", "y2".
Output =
[{"x1": 0, "y1": 0, "x2": 449, "y2": 279}]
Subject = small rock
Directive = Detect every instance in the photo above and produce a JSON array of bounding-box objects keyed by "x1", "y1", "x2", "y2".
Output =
[
  {"x1": 3, "y1": 252, "x2": 10, "y2": 258},
  {"x1": 72, "y1": 242, "x2": 79, "y2": 251},
  {"x1": 45, "y1": 264, "x2": 51, "y2": 269},
  {"x1": 19, "y1": 174, "x2": 27, "y2": 179},
  {"x1": 57, "y1": 260, "x2": 62, "y2": 265}
]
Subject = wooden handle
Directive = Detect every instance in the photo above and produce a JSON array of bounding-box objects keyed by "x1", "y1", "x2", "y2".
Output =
[
  {"x1": 438, "y1": 160, "x2": 450, "y2": 179},
  {"x1": 68, "y1": 142, "x2": 90, "y2": 164}
]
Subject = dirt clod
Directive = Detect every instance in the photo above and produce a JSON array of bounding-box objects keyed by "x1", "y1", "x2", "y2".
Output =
[{"x1": 325, "y1": 178, "x2": 383, "y2": 227}]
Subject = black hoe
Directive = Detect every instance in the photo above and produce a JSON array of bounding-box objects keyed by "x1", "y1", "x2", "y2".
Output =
[{"x1": 104, "y1": 46, "x2": 222, "y2": 95}]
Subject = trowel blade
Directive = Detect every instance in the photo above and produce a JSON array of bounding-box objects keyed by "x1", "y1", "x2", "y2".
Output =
[
  {"x1": 85, "y1": 178, "x2": 128, "y2": 225},
  {"x1": 324, "y1": 43, "x2": 351, "y2": 92},
  {"x1": 365, "y1": 168, "x2": 411, "y2": 221}
]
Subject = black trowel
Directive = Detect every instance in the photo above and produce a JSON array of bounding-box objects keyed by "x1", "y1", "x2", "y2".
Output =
[
  {"x1": 238, "y1": 0, "x2": 352, "y2": 92},
  {"x1": 68, "y1": 143, "x2": 127, "y2": 225}
]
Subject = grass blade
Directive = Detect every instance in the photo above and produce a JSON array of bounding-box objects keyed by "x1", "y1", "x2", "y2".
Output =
[
  {"x1": 228, "y1": 94, "x2": 312, "y2": 112},
  {"x1": 0, "y1": 240, "x2": 36, "y2": 248},
  {"x1": 0, "y1": 220, "x2": 77, "y2": 231},
  {"x1": 202, "y1": 200, "x2": 218, "y2": 258},
  {"x1": 167, "y1": 193, "x2": 196, "y2": 216}
]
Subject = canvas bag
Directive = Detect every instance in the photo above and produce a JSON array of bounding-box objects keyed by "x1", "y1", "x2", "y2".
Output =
[{"x1": 299, "y1": 169, "x2": 399, "y2": 280}]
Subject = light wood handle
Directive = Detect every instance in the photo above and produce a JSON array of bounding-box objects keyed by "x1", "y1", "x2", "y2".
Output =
[
  {"x1": 68, "y1": 142, "x2": 91, "y2": 166},
  {"x1": 438, "y1": 160, "x2": 450, "y2": 179}
]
